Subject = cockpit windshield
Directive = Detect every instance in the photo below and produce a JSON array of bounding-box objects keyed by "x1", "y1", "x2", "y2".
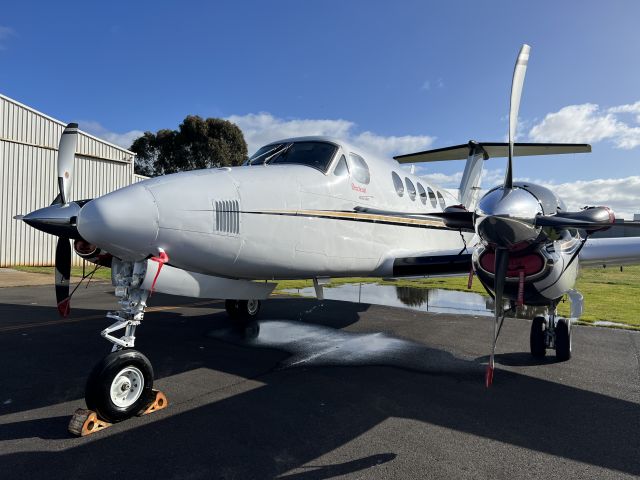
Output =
[{"x1": 247, "y1": 141, "x2": 338, "y2": 173}]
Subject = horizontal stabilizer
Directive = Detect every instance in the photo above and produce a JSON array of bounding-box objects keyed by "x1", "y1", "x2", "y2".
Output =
[{"x1": 394, "y1": 142, "x2": 591, "y2": 163}]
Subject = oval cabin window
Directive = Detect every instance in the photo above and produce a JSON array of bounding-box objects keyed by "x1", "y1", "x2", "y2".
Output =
[
  {"x1": 392, "y1": 172, "x2": 404, "y2": 197},
  {"x1": 417, "y1": 183, "x2": 427, "y2": 205},
  {"x1": 427, "y1": 187, "x2": 437, "y2": 207},
  {"x1": 405, "y1": 178, "x2": 416, "y2": 201}
]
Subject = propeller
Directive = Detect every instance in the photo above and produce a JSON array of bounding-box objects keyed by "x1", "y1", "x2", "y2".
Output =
[
  {"x1": 485, "y1": 44, "x2": 530, "y2": 386},
  {"x1": 17, "y1": 123, "x2": 79, "y2": 317},
  {"x1": 53, "y1": 124, "x2": 78, "y2": 315}
]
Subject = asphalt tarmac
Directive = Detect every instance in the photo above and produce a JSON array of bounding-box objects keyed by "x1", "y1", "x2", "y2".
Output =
[{"x1": 0, "y1": 282, "x2": 639, "y2": 479}]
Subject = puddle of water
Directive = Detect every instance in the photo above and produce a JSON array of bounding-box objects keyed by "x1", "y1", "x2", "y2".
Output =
[{"x1": 283, "y1": 283, "x2": 494, "y2": 317}]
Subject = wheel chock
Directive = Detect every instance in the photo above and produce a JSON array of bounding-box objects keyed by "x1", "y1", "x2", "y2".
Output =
[
  {"x1": 68, "y1": 390, "x2": 168, "y2": 437},
  {"x1": 138, "y1": 389, "x2": 168, "y2": 416},
  {"x1": 68, "y1": 409, "x2": 112, "y2": 436}
]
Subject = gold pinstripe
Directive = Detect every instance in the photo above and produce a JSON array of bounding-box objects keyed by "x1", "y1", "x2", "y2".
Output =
[{"x1": 249, "y1": 209, "x2": 447, "y2": 228}]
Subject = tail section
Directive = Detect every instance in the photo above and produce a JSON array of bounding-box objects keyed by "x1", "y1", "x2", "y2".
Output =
[{"x1": 394, "y1": 141, "x2": 591, "y2": 210}]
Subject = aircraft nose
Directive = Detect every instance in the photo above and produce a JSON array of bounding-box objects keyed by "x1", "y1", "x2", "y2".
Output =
[{"x1": 77, "y1": 184, "x2": 159, "y2": 260}]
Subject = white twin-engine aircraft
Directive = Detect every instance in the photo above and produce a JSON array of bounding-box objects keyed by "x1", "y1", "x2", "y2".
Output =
[{"x1": 17, "y1": 44, "x2": 640, "y2": 423}]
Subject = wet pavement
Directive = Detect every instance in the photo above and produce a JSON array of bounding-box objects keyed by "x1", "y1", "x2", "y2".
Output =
[{"x1": 0, "y1": 283, "x2": 639, "y2": 479}]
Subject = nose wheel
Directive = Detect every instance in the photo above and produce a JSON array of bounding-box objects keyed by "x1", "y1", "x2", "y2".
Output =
[{"x1": 85, "y1": 349, "x2": 155, "y2": 423}]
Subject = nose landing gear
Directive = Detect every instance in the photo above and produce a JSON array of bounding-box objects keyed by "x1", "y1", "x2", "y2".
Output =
[{"x1": 69, "y1": 258, "x2": 168, "y2": 436}]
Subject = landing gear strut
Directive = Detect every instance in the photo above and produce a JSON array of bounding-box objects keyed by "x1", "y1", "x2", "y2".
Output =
[
  {"x1": 74, "y1": 258, "x2": 167, "y2": 433},
  {"x1": 529, "y1": 311, "x2": 572, "y2": 361}
]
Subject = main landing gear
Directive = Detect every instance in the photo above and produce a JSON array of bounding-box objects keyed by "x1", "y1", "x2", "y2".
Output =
[
  {"x1": 69, "y1": 259, "x2": 168, "y2": 436},
  {"x1": 529, "y1": 312, "x2": 572, "y2": 361},
  {"x1": 225, "y1": 299, "x2": 261, "y2": 326}
]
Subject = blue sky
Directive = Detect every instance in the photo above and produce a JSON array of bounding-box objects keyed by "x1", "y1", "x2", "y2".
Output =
[{"x1": 2, "y1": 1, "x2": 640, "y2": 216}]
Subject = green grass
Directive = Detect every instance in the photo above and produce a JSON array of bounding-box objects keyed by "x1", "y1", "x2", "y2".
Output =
[
  {"x1": 12, "y1": 265, "x2": 112, "y2": 281},
  {"x1": 11, "y1": 264, "x2": 640, "y2": 329},
  {"x1": 557, "y1": 265, "x2": 640, "y2": 328}
]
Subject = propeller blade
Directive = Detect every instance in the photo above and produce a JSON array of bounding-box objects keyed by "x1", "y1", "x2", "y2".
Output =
[
  {"x1": 504, "y1": 44, "x2": 530, "y2": 189},
  {"x1": 55, "y1": 237, "x2": 72, "y2": 317},
  {"x1": 486, "y1": 247, "x2": 510, "y2": 387},
  {"x1": 57, "y1": 123, "x2": 79, "y2": 205},
  {"x1": 534, "y1": 207, "x2": 624, "y2": 232}
]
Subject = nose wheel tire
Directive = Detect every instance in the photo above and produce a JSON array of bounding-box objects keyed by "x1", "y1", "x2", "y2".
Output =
[
  {"x1": 85, "y1": 349, "x2": 154, "y2": 423},
  {"x1": 530, "y1": 316, "x2": 547, "y2": 358},
  {"x1": 555, "y1": 318, "x2": 572, "y2": 361},
  {"x1": 225, "y1": 299, "x2": 261, "y2": 324}
]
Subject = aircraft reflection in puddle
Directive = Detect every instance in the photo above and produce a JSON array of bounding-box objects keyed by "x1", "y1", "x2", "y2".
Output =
[
  {"x1": 207, "y1": 320, "x2": 482, "y2": 376},
  {"x1": 283, "y1": 283, "x2": 493, "y2": 316}
]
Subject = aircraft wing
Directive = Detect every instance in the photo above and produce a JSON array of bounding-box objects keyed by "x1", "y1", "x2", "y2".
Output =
[
  {"x1": 394, "y1": 142, "x2": 591, "y2": 163},
  {"x1": 579, "y1": 237, "x2": 640, "y2": 267}
]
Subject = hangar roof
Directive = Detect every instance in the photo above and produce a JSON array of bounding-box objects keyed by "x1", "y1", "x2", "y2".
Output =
[{"x1": 0, "y1": 93, "x2": 135, "y2": 164}]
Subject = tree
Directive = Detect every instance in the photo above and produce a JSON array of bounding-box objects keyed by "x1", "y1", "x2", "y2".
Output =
[{"x1": 130, "y1": 115, "x2": 248, "y2": 176}]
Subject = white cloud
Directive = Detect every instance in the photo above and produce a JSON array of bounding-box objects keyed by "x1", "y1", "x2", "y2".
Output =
[
  {"x1": 529, "y1": 102, "x2": 640, "y2": 149},
  {"x1": 80, "y1": 120, "x2": 144, "y2": 149},
  {"x1": 420, "y1": 78, "x2": 444, "y2": 92},
  {"x1": 417, "y1": 168, "x2": 504, "y2": 190},
  {"x1": 608, "y1": 101, "x2": 640, "y2": 123},
  {"x1": 0, "y1": 26, "x2": 14, "y2": 50},
  {"x1": 227, "y1": 112, "x2": 435, "y2": 158},
  {"x1": 419, "y1": 166, "x2": 640, "y2": 220}
]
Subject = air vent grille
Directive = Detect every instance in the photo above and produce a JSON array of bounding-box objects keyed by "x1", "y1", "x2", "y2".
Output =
[{"x1": 214, "y1": 200, "x2": 240, "y2": 234}]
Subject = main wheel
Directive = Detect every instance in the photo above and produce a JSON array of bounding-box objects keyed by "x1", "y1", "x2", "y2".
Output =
[
  {"x1": 530, "y1": 316, "x2": 547, "y2": 358},
  {"x1": 225, "y1": 299, "x2": 261, "y2": 322},
  {"x1": 85, "y1": 349, "x2": 154, "y2": 423},
  {"x1": 555, "y1": 318, "x2": 572, "y2": 361}
]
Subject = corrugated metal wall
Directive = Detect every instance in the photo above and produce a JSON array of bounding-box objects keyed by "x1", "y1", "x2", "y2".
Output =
[{"x1": 0, "y1": 94, "x2": 138, "y2": 266}]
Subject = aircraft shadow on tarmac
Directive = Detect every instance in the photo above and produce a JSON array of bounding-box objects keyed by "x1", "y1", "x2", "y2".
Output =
[{"x1": 0, "y1": 296, "x2": 639, "y2": 477}]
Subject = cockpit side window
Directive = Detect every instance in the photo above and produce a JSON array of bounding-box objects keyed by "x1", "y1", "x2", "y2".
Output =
[
  {"x1": 247, "y1": 143, "x2": 286, "y2": 166},
  {"x1": 348, "y1": 153, "x2": 371, "y2": 184},
  {"x1": 333, "y1": 155, "x2": 349, "y2": 176},
  {"x1": 392, "y1": 172, "x2": 404, "y2": 197},
  {"x1": 261, "y1": 141, "x2": 338, "y2": 172}
]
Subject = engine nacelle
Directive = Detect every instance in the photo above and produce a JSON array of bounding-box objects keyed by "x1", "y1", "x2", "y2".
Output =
[
  {"x1": 473, "y1": 233, "x2": 581, "y2": 306},
  {"x1": 73, "y1": 239, "x2": 113, "y2": 267}
]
